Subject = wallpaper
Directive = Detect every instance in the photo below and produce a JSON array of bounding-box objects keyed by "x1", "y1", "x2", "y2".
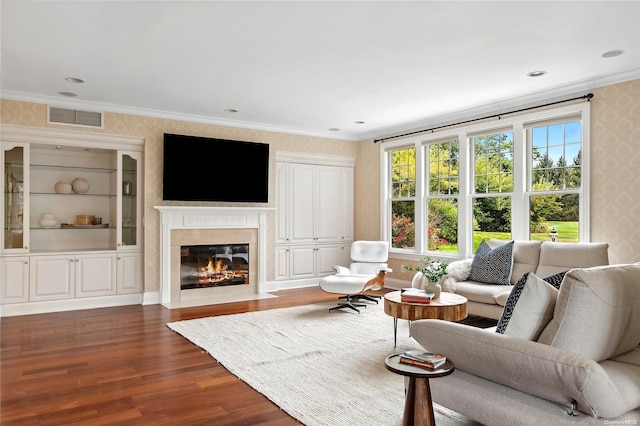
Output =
[{"x1": 1, "y1": 78, "x2": 638, "y2": 296}]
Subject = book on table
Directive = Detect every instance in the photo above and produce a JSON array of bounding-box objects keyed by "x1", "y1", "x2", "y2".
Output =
[
  {"x1": 399, "y1": 350, "x2": 447, "y2": 370},
  {"x1": 400, "y1": 289, "x2": 434, "y2": 304}
]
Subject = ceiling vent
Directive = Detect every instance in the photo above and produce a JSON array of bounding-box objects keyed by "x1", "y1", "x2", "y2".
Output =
[{"x1": 48, "y1": 106, "x2": 103, "y2": 128}]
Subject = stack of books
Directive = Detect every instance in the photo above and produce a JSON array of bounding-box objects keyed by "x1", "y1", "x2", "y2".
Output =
[
  {"x1": 398, "y1": 350, "x2": 447, "y2": 370},
  {"x1": 400, "y1": 288, "x2": 434, "y2": 304}
]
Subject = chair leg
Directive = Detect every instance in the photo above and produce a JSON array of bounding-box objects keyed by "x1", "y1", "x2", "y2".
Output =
[
  {"x1": 329, "y1": 295, "x2": 366, "y2": 313},
  {"x1": 341, "y1": 293, "x2": 381, "y2": 304}
]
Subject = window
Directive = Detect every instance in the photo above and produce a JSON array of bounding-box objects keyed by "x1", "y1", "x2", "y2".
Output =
[
  {"x1": 426, "y1": 140, "x2": 459, "y2": 252},
  {"x1": 382, "y1": 103, "x2": 589, "y2": 257},
  {"x1": 390, "y1": 147, "x2": 416, "y2": 249},
  {"x1": 472, "y1": 131, "x2": 513, "y2": 251},
  {"x1": 528, "y1": 119, "x2": 582, "y2": 242}
]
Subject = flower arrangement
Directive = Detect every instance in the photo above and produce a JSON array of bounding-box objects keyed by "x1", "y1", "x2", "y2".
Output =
[{"x1": 403, "y1": 257, "x2": 449, "y2": 283}]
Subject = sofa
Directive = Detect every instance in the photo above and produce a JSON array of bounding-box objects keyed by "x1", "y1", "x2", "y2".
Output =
[
  {"x1": 410, "y1": 262, "x2": 640, "y2": 425},
  {"x1": 444, "y1": 240, "x2": 610, "y2": 320}
]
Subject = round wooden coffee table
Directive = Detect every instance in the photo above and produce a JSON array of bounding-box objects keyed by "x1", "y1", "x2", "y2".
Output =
[
  {"x1": 385, "y1": 353, "x2": 455, "y2": 426},
  {"x1": 384, "y1": 291, "x2": 468, "y2": 347}
]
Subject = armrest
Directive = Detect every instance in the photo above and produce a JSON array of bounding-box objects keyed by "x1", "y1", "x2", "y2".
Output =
[
  {"x1": 409, "y1": 320, "x2": 631, "y2": 418},
  {"x1": 333, "y1": 265, "x2": 350, "y2": 275}
]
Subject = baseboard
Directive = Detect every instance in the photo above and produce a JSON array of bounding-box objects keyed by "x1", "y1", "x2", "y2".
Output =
[{"x1": 0, "y1": 293, "x2": 143, "y2": 317}]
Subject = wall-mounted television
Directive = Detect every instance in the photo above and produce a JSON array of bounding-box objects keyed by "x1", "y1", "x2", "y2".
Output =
[{"x1": 163, "y1": 133, "x2": 269, "y2": 203}]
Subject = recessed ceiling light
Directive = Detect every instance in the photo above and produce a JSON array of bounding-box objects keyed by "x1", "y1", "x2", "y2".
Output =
[
  {"x1": 602, "y1": 50, "x2": 624, "y2": 58},
  {"x1": 527, "y1": 71, "x2": 547, "y2": 78},
  {"x1": 65, "y1": 77, "x2": 85, "y2": 83},
  {"x1": 224, "y1": 108, "x2": 238, "y2": 113},
  {"x1": 329, "y1": 128, "x2": 341, "y2": 132},
  {"x1": 353, "y1": 121, "x2": 366, "y2": 124},
  {"x1": 58, "y1": 91, "x2": 78, "y2": 97}
]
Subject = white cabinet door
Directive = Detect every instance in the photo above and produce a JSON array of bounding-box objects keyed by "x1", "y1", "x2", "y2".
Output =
[
  {"x1": 315, "y1": 166, "x2": 342, "y2": 243},
  {"x1": 1, "y1": 256, "x2": 29, "y2": 303},
  {"x1": 76, "y1": 253, "x2": 116, "y2": 298},
  {"x1": 30, "y1": 255, "x2": 74, "y2": 301},
  {"x1": 341, "y1": 167, "x2": 354, "y2": 242},
  {"x1": 316, "y1": 244, "x2": 342, "y2": 276},
  {"x1": 289, "y1": 163, "x2": 315, "y2": 244},
  {"x1": 275, "y1": 162, "x2": 290, "y2": 245},
  {"x1": 289, "y1": 246, "x2": 315, "y2": 279},
  {"x1": 116, "y1": 251, "x2": 142, "y2": 294}
]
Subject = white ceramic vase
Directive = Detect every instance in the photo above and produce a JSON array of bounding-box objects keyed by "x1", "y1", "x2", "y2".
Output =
[
  {"x1": 54, "y1": 181, "x2": 72, "y2": 194},
  {"x1": 423, "y1": 279, "x2": 442, "y2": 299},
  {"x1": 71, "y1": 177, "x2": 90, "y2": 194},
  {"x1": 39, "y1": 212, "x2": 57, "y2": 228}
]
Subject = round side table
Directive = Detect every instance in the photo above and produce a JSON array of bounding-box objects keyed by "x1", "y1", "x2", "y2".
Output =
[{"x1": 385, "y1": 353, "x2": 455, "y2": 426}]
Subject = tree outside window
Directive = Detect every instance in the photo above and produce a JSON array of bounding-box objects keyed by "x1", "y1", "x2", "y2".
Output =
[
  {"x1": 473, "y1": 132, "x2": 513, "y2": 250},
  {"x1": 426, "y1": 140, "x2": 459, "y2": 252},
  {"x1": 390, "y1": 148, "x2": 415, "y2": 249}
]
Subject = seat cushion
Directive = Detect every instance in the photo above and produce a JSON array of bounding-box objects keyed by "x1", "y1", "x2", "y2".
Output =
[
  {"x1": 538, "y1": 263, "x2": 640, "y2": 361},
  {"x1": 454, "y1": 281, "x2": 514, "y2": 305},
  {"x1": 468, "y1": 240, "x2": 514, "y2": 285}
]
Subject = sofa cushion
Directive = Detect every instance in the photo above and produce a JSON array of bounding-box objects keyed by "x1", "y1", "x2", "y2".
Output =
[
  {"x1": 535, "y1": 241, "x2": 609, "y2": 278},
  {"x1": 538, "y1": 263, "x2": 640, "y2": 362},
  {"x1": 468, "y1": 240, "x2": 514, "y2": 285},
  {"x1": 490, "y1": 239, "x2": 542, "y2": 284},
  {"x1": 454, "y1": 280, "x2": 514, "y2": 305},
  {"x1": 495, "y1": 272, "x2": 559, "y2": 340}
]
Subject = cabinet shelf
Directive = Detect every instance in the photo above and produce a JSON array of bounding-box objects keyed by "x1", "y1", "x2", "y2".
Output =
[
  {"x1": 30, "y1": 163, "x2": 116, "y2": 173},
  {"x1": 30, "y1": 192, "x2": 116, "y2": 197}
]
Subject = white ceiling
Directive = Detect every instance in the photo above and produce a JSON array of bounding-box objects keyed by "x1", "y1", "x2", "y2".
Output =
[{"x1": 2, "y1": 1, "x2": 639, "y2": 141}]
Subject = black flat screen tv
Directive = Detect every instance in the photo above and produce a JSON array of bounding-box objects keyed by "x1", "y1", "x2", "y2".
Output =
[{"x1": 163, "y1": 133, "x2": 269, "y2": 203}]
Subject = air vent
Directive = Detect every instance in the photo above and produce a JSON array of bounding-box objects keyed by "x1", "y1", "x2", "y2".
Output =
[{"x1": 48, "y1": 106, "x2": 103, "y2": 128}]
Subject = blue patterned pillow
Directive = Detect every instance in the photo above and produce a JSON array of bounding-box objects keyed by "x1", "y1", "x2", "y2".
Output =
[
  {"x1": 495, "y1": 272, "x2": 559, "y2": 339},
  {"x1": 468, "y1": 240, "x2": 514, "y2": 285},
  {"x1": 542, "y1": 270, "x2": 569, "y2": 289}
]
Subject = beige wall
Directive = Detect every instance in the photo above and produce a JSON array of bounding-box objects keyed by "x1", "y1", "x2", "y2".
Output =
[{"x1": 2, "y1": 78, "x2": 638, "y2": 294}]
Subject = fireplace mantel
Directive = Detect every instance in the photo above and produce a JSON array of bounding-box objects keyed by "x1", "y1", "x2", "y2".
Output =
[{"x1": 155, "y1": 206, "x2": 274, "y2": 308}]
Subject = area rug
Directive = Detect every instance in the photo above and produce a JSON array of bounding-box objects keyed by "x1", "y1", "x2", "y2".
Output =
[{"x1": 167, "y1": 301, "x2": 479, "y2": 426}]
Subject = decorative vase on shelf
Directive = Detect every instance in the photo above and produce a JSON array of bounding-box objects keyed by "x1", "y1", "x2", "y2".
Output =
[
  {"x1": 39, "y1": 213, "x2": 57, "y2": 228},
  {"x1": 71, "y1": 177, "x2": 89, "y2": 194},
  {"x1": 54, "y1": 181, "x2": 72, "y2": 194}
]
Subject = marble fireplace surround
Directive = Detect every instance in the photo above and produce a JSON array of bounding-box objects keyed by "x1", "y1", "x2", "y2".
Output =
[{"x1": 155, "y1": 206, "x2": 275, "y2": 308}]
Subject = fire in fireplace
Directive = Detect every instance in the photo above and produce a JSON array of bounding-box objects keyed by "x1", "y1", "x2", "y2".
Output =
[{"x1": 180, "y1": 244, "x2": 249, "y2": 290}]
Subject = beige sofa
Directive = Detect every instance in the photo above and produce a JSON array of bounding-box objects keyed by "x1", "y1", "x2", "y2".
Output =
[
  {"x1": 411, "y1": 263, "x2": 640, "y2": 425},
  {"x1": 447, "y1": 240, "x2": 610, "y2": 319}
]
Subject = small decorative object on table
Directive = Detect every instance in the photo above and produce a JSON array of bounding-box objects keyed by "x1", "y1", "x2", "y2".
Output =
[
  {"x1": 400, "y1": 288, "x2": 433, "y2": 304},
  {"x1": 404, "y1": 257, "x2": 448, "y2": 299},
  {"x1": 399, "y1": 350, "x2": 447, "y2": 370}
]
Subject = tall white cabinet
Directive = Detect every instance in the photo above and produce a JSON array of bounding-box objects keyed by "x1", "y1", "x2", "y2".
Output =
[
  {"x1": 1, "y1": 125, "x2": 143, "y2": 316},
  {"x1": 275, "y1": 152, "x2": 355, "y2": 286}
]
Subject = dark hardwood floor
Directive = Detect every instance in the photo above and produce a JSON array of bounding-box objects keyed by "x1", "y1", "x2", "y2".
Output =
[
  {"x1": 0, "y1": 287, "x2": 347, "y2": 425},
  {"x1": 1, "y1": 287, "x2": 495, "y2": 425}
]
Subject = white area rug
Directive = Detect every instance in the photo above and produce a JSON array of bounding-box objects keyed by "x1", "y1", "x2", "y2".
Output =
[{"x1": 167, "y1": 300, "x2": 478, "y2": 426}]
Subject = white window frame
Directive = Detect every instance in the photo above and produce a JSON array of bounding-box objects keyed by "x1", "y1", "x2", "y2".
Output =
[{"x1": 380, "y1": 102, "x2": 590, "y2": 259}]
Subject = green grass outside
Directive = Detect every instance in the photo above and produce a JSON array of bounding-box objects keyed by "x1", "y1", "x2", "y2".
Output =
[{"x1": 433, "y1": 221, "x2": 579, "y2": 253}]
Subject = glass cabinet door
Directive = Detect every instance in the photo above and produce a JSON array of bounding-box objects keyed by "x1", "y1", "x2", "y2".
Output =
[
  {"x1": 3, "y1": 143, "x2": 29, "y2": 251},
  {"x1": 119, "y1": 152, "x2": 140, "y2": 249}
]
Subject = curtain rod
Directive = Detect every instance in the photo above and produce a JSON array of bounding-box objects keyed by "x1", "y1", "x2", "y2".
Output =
[{"x1": 373, "y1": 92, "x2": 594, "y2": 143}]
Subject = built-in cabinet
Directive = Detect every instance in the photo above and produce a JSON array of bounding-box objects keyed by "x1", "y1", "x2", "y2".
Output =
[
  {"x1": 1, "y1": 125, "x2": 143, "y2": 316},
  {"x1": 275, "y1": 153, "x2": 355, "y2": 285}
]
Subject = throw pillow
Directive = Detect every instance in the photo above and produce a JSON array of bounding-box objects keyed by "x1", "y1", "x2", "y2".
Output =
[
  {"x1": 468, "y1": 240, "x2": 514, "y2": 285},
  {"x1": 495, "y1": 272, "x2": 559, "y2": 340},
  {"x1": 542, "y1": 270, "x2": 569, "y2": 289}
]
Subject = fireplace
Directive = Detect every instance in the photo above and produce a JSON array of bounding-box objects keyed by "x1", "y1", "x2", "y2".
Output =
[
  {"x1": 155, "y1": 206, "x2": 274, "y2": 308},
  {"x1": 180, "y1": 243, "x2": 249, "y2": 289}
]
